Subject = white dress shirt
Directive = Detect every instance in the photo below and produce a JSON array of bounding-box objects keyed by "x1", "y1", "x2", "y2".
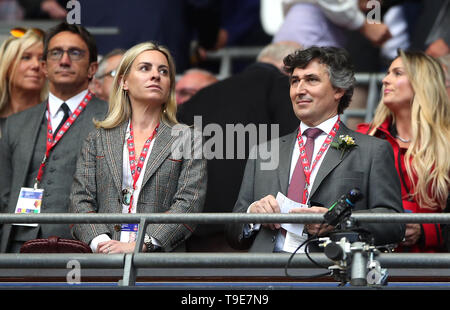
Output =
[
  {"x1": 47, "y1": 90, "x2": 88, "y2": 132},
  {"x1": 289, "y1": 115, "x2": 338, "y2": 188}
]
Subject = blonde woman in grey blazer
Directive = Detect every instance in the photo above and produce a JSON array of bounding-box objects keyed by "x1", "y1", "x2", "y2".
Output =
[{"x1": 70, "y1": 42, "x2": 207, "y2": 253}]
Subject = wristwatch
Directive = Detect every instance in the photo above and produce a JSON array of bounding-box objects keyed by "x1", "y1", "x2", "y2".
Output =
[{"x1": 144, "y1": 234, "x2": 161, "y2": 252}]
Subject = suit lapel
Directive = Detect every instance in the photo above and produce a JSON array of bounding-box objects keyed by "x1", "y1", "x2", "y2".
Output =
[
  {"x1": 278, "y1": 131, "x2": 297, "y2": 194},
  {"x1": 309, "y1": 123, "x2": 354, "y2": 198},
  {"x1": 102, "y1": 121, "x2": 176, "y2": 195},
  {"x1": 103, "y1": 121, "x2": 127, "y2": 193},
  {"x1": 20, "y1": 102, "x2": 47, "y2": 188},
  {"x1": 141, "y1": 121, "x2": 177, "y2": 187}
]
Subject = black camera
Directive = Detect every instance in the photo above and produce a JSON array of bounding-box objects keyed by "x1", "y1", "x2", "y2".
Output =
[
  {"x1": 319, "y1": 188, "x2": 388, "y2": 286},
  {"x1": 323, "y1": 188, "x2": 363, "y2": 227}
]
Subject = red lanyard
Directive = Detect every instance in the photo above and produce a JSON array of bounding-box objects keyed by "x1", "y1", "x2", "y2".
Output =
[
  {"x1": 296, "y1": 118, "x2": 340, "y2": 203},
  {"x1": 126, "y1": 121, "x2": 159, "y2": 213},
  {"x1": 34, "y1": 91, "x2": 92, "y2": 188}
]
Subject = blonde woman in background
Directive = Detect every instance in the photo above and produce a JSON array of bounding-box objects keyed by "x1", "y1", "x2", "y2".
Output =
[
  {"x1": 0, "y1": 28, "x2": 48, "y2": 137},
  {"x1": 70, "y1": 42, "x2": 207, "y2": 254},
  {"x1": 358, "y1": 49, "x2": 450, "y2": 252}
]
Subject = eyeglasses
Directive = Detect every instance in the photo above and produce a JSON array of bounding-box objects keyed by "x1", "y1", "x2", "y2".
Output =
[
  {"x1": 10, "y1": 27, "x2": 45, "y2": 38},
  {"x1": 47, "y1": 48, "x2": 86, "y2": 61},
  {"x1": 98, "y1": 69, "x2": 117, "y2": 79}
]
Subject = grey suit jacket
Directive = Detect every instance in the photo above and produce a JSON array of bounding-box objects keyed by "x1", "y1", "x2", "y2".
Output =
[
  {"x1": 69, "y1": 121, "x2": 207, "y2": 252},
  {"x1": 0, "y1": 96, "x2": 107, "y2": 252},
  {"x1": 226, "y1": 123, "x2": 405, "y2": 252}
]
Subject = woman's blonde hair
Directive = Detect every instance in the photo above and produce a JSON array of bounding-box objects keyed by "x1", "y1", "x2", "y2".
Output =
[
  {"x1": 95, "y1": 41, "x2": 178, "y2": 129},
  {"x1": 368, "y1": 50, "x2": 450, "y2": 210},
  {"x1": 0, "y1": 29, "x2": 48, "y2": 114}
]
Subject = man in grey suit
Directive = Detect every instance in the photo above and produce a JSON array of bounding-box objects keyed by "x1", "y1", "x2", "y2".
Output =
[
  {"x1": 226, "y1": 46, "x2": 405, "y2": 253},
  {"x1": 0, "y1": 22, "x2": 107, "y2": 253}
]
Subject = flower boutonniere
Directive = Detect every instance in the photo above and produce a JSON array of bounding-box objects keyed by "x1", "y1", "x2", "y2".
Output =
[{"x1": 331, "y1": 135, "x2": 357, "y2": 159}]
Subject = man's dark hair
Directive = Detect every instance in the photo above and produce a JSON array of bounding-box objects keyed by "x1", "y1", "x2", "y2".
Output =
[
  {"x1": 283, "y1": 46, "x2": 356, "y2": 114},
  {"x1": 43, "y1": 22, "x2": 98, "y2": 64}
]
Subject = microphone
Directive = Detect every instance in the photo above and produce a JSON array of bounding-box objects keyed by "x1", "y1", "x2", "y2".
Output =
[{"x1": 323, "y1": 188, "x2": 363, "y2": 226}]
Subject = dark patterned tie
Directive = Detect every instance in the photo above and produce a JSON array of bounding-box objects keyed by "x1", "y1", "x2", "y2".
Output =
[
  {"x1": 287, "y1": 128, "x2": 323, "y2": 203},
  {"x1": 53, "y1": 102, "x2": 70, "y2": 139}
]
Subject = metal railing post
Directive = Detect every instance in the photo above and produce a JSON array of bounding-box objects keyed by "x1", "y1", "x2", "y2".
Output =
[
  {"x1": 120, "y1": 217, "x2": 148, "y2": 286},
  {"x1": 365, "y1": 73, "x2": 382, "y2": 122},
  {"x1": 119, "y1": 254, "x2": 135, "y2": 287}
]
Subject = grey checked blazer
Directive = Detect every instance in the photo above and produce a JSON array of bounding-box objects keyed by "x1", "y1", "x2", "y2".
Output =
[
  {"x1": 69, "y1": 120, "x2": 207, "y2": 251},
  {"x1": 226, "y1": 123, "x2": 405, "y2": 252}
]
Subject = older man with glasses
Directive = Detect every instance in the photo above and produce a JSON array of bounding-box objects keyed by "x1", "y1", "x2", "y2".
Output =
[
  {"x1": 0, "y1": 22, "x2": 108, "y2": 253},
  {"x1": 90, "y1": 49, "x2": 125, "y2": 102}
]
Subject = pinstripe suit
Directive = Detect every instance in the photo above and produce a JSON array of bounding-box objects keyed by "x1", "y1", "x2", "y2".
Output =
[{"x1": 69, "y1": 121, "x2": 207, "y2": 251}]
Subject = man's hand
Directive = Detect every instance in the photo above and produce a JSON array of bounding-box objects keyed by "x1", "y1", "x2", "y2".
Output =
[
  {"x1": 426, "y1": 38, "x2": 450, "y2": 58},
  {"x1": 289, "y1": 206, "x2": 334, "y2": 236},
  {"x1": 194, "y1": 29, "x2": 228, "y2": 63},
  {"x1": 41, "y1": 0, "x2": 67, "y2": 19},
  {"x1": 359, "y1": 21, "x2": 392, "y2": 47},
  {"x1": 249, "y1": 195, "x2": 281, "y2": 230}
]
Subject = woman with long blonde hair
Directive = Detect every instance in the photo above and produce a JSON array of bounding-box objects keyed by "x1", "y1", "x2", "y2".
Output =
[
  {"x1": 0, "y1": 28, "x2": 48, "y2": 137},
  {"x1": 358, "y1": 49, "x2": 450, "y2": 252},
  {"x1": 70, "y1": 42, "x2": 207, "y2": 254}
]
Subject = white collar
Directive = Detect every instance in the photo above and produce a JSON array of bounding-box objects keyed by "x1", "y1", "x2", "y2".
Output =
[
  {"x1": 299, "y1": 115, "x2": 339, "y2": 136},
  {"x1": 48, "y1": 89, "x2": 89, "y2": 117}
]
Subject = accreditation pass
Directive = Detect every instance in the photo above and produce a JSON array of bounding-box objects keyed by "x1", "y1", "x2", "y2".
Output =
[{"x1": 13, "y1": 187, "x2": 43, "y2": 227}]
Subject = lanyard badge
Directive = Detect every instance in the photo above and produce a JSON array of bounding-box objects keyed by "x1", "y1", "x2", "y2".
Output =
[
  {"x1": 34, "y1": 91, "x2": 92, "y2": 189},
  {"x1": 122, "y1": 122, "x2": 159, "y2": 213},
  {"x1": 120, "y1": 122, "x2": 159, "y2": 244},
  {"x1": 15, "y1": 92, "x2": 92, "y2": 226},
  {"x1": 13, "y1": 187, "x2": 43, "y2": 227},
  {"x1": 296, "y1": 118, "x2": 340, "y2": 204}
]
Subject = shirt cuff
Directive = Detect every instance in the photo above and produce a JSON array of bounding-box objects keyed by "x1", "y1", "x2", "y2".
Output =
[
  {"x1": 247, "y1": 201, "x2": 256, "y2": 214},
  {"x1": 90, "y1": 234, "x2": 111, "y2": 253}
]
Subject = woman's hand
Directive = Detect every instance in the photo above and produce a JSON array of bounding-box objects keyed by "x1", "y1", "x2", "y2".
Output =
[
  {"x1": 97, "y1": 240, "x2": 136, "y2": 254},
  {"x1": 401, "y1": 223, "x2": 422, "y2": 246}
]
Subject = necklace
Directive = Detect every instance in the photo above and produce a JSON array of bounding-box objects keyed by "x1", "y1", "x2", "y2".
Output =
[{"x1": 396, "y1": 135, "x2": 411, "y2": 143}]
